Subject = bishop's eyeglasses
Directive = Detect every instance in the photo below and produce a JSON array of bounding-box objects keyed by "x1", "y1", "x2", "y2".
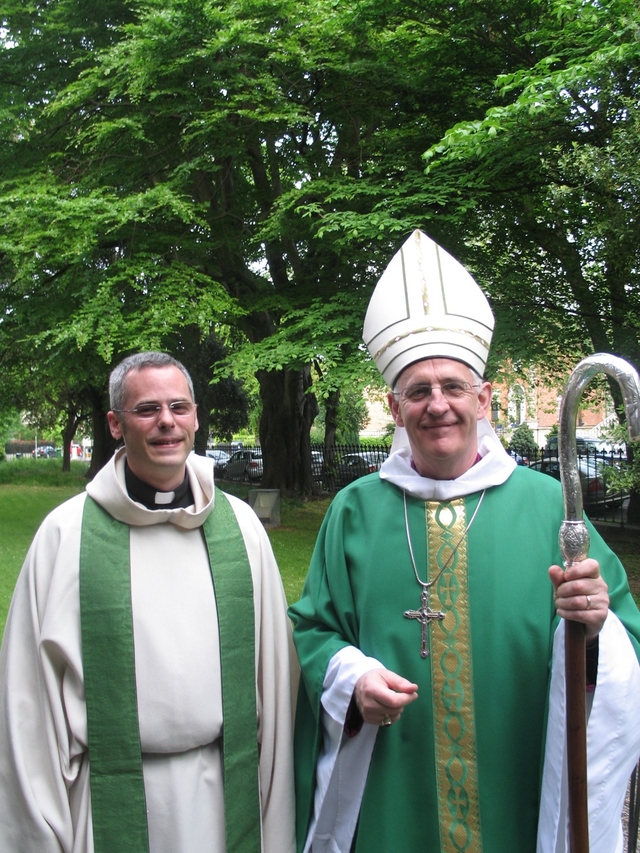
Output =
[
  {"x1": 391, "y1": 381, "x2": 480, "y2": 403},
  {"x1": 113, "y1": 401, "x2": 198, "y2": 419}
]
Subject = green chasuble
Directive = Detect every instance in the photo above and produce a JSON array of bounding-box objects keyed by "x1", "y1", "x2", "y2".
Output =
[
  {"x1": 289, "y1": 466, "x2": 640, "y2": 853},
  {"x1": 79, "y1": 489, "x2": 261, "y2": 853}
]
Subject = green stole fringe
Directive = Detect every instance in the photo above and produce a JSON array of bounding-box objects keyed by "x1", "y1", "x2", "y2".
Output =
[{"x1": 79, "y1": 489, "x2": 261, "y2": 853}]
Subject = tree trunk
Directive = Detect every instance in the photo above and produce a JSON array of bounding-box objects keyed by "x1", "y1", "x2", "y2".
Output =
[
  {"x1": 61, "y1": 410, "x2": 77, "y2": 474},
  {"x1": 87, "y1": 395, "x2": 118, "y2": 479},
  {"x1": 627, "y1": 490, "x2": 640, "y2": 524},
  {"x1": 194, "y1": 411, "x2": 210, "y2": 456},
  {"x1": 322, "y1": 388, "x2": 340, "y2": 491},
  {"x1": 257, "y1": 366, "x2": 318, "y2": 497}
]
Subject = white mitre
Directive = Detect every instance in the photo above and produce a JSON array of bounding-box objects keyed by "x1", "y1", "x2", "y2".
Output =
[
  {"x1": 363, "y1": 230, "x2": 494, "y2": 385},
  {"x1": 365, "y1": 231, "x2": 514, "y2": 498}
]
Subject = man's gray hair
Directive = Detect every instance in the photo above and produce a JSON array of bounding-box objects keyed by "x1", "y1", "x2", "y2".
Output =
[{"x1": 109, "y1": 352, "x2": 195, "y2": 411}]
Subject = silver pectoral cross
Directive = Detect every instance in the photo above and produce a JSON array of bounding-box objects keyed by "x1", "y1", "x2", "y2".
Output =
[{"x1": 404, "y1": 587, "x2": 445, "y2": 658}]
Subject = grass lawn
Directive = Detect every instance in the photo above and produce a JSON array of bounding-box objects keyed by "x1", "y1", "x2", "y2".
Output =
[
  {"x1": 0, "y1": 461, "x2": 89, "y2": 632},
  {"x1": 266, "y1": 498, "x2": 330, "y2": 602}
]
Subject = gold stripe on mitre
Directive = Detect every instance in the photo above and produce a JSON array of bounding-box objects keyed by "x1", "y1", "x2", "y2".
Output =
[
  {"x1": 427, "y1": 499, "x2": 483, "y2": 852},
  {"x1": 372, "y1": 324, "x2": 492, "y2": 365}
]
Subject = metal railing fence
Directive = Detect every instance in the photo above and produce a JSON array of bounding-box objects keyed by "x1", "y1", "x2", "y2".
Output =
[{"x1": 213, "y1": 443, "x2": 631, "y2": 525}]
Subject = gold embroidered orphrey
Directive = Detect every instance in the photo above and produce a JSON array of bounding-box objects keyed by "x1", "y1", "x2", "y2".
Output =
[
  {"x1": 403, "y1": 490, "x2": 485, "y2": 658},
  {"x1": 428, "y1": 498, "x2": 483, "y2": 852}
]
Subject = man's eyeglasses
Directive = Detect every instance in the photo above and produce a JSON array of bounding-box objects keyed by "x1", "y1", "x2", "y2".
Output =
[
  {"x1": 392, "y1": 382, "x2": 480, "y2": 403},
  {"x1": 114, "y1": 401, "x2": 197, "y2": 419}
]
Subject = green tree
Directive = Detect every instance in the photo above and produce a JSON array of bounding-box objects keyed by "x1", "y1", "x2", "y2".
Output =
[
  {"x1": 0, "y1": 0, "x2": 471, "y2": 493},
  {"x1": 417, "y1": 0, "x2": 640, "y2": 378},
  {"x1": 313, "y1": 385, "x2": 370, "y2": 444},
  {"x1": 289, "y1": 0, "x2": 640, "y2": 383},
  {"x1": 4, "y1": 0, "x2": 639, "y2": 499},
  {"x1": 509, "y1": 423, "x2": 538, "y2": 459},
  {"x1": 0, "y1": 409, "x2": 22, "y2": 452}
]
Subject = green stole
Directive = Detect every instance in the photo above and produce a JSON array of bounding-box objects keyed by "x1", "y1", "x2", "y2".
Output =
[{"x1": 79, "y1": 489, "x2": 261, "y2": 853}]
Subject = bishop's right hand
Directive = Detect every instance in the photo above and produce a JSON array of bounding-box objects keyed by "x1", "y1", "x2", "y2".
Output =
[{"x1": 353, "y1": 668, "x2": 419, "y2": 726}]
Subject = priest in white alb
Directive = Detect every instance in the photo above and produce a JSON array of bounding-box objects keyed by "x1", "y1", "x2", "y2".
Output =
[
  {"x1": 0, "y1": 352, "x2": 296, "y2": 853},
  {"x1": 289, "y1": 231, "x2": 640, "y2": 853}
]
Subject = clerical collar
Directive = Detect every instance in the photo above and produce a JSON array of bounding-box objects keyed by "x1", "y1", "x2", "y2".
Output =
[{"x1": 124, "y1": 462, "x2": 194, "y2": 510}]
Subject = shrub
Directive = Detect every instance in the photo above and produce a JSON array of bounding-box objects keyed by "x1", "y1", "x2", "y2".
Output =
[
  {"x1": 508, "y1": 423, "x2": 538, "y2": 458},
  {"x1": 359, "y1": 435, "x2": 393, "y2": 449}
]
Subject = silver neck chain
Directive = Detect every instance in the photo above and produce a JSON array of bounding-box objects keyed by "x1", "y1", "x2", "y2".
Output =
[{"x1": 403, "y1": 489, "x2": 486, "y2": 590}]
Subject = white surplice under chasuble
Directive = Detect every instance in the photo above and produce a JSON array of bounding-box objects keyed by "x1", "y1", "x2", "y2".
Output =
[
  {"x1": 0, "y1": 448, "x2": 296, "y2": 853},
  {"x1": 298, "y1": 420, "x2": 640, "y2": 853}
]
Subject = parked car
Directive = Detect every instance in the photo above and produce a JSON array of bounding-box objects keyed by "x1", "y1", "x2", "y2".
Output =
[
  {"x1": 545, "y1": 436, "x2": 607, "y2": 454},
  {"x1": 31, "y1": 445, "x2": 57, "y2": 458},
  {"x1": 335, "y1": 450, "x2": 387, "y2": 488},
  {"x1": 205, "y1": 448, "x2": 230, "y2": 476},
  {"x1": 529, "y1": 456, "x2": 626, "y2": 508},
  {"x1": 224, "y1": 449, "x2": 263, "y2": 482},
  {"x1": 509, "y1": 451, "x2": 527, "y2": 465}
]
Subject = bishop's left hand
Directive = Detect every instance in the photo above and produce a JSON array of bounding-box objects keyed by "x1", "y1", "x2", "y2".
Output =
[{"x1": 549, "y1": 558, "x2": 609, "y2": 641}]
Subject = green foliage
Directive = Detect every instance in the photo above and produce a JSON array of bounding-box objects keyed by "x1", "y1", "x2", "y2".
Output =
[
  {"x1": 600, "y1": 421, "x2": 640, "y2": 495},
  {"x1": 508, "y1": 423, "x2": 538, "y2": 457},
  {"x1": 1, "y1": 0, "x2": 437, "y2": 488},
  {"x1": 359, "y1": 435, "x2": 392, "y2": 449},
  {"x1": 602, "y1": 457, "x2": 640, "y2": 497},
  {"x1": 309, "y1": 426, "x2": 324, "y2": 444},
  {"x1": 313, "y1": 383, "x2": 371, "y2": 443},
  {"x1": 233, "y1": 430, "x2": 258, "y2": 445},
  {"x1": 420, "y1": 0, "x2": 640, "y2": 379},
  {"x1": 335, "y1": 388, "x2": 369, "y2": 443},
  {"x1": 3, "y1": 0, "x2": 640, "y2": 492},
  {"x1": 0, "y1": 410, "x2": 24, "y2": 448}
]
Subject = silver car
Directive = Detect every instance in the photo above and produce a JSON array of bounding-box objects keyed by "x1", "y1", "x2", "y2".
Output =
[
  {"x1": 335, "y1": 450, "x2": 388, "y2": 488},
  {"x1": 224, "y1": 449, "x2": 263, "y2": 482},
  {"x1": 205, "y1": 448, "x2": 231, "y2": 475}
]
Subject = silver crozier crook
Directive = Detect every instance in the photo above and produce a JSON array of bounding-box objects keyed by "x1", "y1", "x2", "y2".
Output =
[{"x1": 558, "y1": 353, "x2": 640, "y2": 853}]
